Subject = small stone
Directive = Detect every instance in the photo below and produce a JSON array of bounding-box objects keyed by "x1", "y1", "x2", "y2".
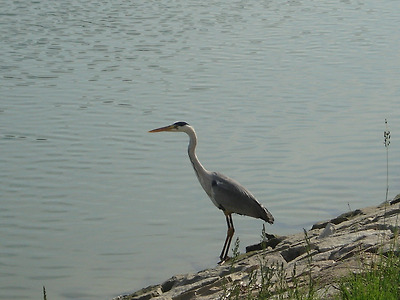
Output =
[
  {"x1": 318, "y1": 223, "x2": 336, "y2": 239},
  {"x1": 390, "y1": 193, "x2": 400, "y2": 205}
]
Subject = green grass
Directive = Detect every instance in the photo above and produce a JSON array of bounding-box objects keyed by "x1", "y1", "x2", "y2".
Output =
[
  {"x1": 336, "y1": 252, "x2": 400, "y2": 300},
  {"x1": 335, "y1": 225, "x2": 400, "y2": 300}
]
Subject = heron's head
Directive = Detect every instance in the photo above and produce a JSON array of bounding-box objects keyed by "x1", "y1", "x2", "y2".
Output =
[{"x1": 149, "y1": 121, "x2": 191, "y2": 133}]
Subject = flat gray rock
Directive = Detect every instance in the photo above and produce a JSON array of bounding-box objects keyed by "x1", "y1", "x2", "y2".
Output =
[{"x1": 115, "y1": 202, "x2": 400, "y2": 300}]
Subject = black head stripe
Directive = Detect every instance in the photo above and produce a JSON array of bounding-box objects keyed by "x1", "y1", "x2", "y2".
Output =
[{"x1": 173, "y1": 121, "x2": 189, "y2": 127}]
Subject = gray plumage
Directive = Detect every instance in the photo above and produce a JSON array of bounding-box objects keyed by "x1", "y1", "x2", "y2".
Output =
[
  {"x1": 211, "y1": 172, "x2": 274, "y2": 223},
  {"x1": 149, "y1": 121, "x2": 274, "y2": 262}
]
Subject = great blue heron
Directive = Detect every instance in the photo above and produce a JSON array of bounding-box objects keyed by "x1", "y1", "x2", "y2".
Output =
[{"x1": 149, "y1": 121, "x2": 274, "y2": 262}]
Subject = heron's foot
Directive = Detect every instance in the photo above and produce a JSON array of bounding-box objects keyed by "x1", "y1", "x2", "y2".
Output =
[{"x1": 218, "y1": 256, "x2": 231, "y2": 265}]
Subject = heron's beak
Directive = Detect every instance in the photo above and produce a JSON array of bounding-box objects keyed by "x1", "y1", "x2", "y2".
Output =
[{"x1": 148, "y1": 125, "x2": 174, "y2": 133}]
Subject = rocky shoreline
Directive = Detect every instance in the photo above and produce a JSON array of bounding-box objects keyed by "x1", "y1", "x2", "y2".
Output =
[{"x1": 114, "y1": 198, "x2": 400, "y2": 300}]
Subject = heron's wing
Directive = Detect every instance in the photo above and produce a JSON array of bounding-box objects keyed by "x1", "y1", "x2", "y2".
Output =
[{"x1": 211, "y1": 172, "x2": 274, "y2": 224}]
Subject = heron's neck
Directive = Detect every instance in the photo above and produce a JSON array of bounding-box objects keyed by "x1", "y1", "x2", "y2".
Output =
[{"x1": 186, "y1": 128, "x2": 211, "y2": 193}]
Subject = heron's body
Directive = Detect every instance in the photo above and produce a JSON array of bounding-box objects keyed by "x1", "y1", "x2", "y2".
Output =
[
  {"x1": 149, "y1": 121, "x2": 274, "y2": 262},
  {"x1": 210, "y1": 172, "x2": 273, "y2": 222}
]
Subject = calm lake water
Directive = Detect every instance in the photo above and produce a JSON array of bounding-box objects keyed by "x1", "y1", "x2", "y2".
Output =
[{"x1": 1, "y1": 0, "x2": 400, "y2": 299}]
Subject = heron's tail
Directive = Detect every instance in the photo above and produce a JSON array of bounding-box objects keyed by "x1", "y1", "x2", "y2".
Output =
[{"x1": 260, "y1": 206, "x2": 274, "y2": 224}]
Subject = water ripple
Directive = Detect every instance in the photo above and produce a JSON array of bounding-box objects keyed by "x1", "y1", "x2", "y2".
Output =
[{"x1": 1, "y1": 0, "x2": 400, "y2": 299}]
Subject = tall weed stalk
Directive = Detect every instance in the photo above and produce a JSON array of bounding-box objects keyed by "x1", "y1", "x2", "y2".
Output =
[{"x1": 384, "y1": 119, "x2": 391, "y2": 203}]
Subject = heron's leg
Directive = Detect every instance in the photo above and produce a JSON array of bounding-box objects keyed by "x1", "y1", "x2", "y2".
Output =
[
  {"x1": 219, "y1": 215, "x2": 231, "y2": 261},
  {"x1": 225, "y1": 214, "x2": 235, "y2": 259},
  {"x1": 219, "y1": 213, "x2": 235, "y2": 262}
]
